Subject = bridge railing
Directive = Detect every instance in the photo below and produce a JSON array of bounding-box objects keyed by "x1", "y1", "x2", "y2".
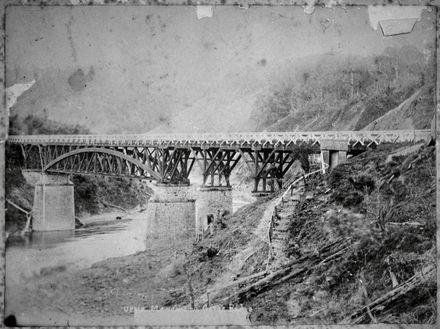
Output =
[{"x1": 7, "y1": 130, "x2": 432, "y2": 146}]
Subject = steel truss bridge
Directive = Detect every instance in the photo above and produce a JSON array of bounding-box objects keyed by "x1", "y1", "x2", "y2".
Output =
[{"x1": 8, "y1": 130, "x2": 431, "y2": 193}]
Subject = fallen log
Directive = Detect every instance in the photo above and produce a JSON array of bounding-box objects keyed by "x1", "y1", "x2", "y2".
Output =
[
  {"x1": 75, "y1": 216, "x2": 85, "y2": 228},
  {"x1": 221, "y1": 238, "x2": 352, "y2": 304},
  {"x1": 6, "y1": 198, "x2": 31, "y2": 215},
  {"x1": 6, "y1": 199, "x2": 32, "y2": 234},
  {"x1": 343, "y1": 264, "x2": 435, "y2": 324},
  {"x1": 212, "y1": 270, "x2": 268, "y2": 294}
]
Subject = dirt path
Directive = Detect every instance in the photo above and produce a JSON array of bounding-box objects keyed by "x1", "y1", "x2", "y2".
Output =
[
  {"x1": 193, "y1": 191, "x2": 288, "y2": 308},
  {"x1": 253, "y1": 195, "x2": 284, "y2": 240}
]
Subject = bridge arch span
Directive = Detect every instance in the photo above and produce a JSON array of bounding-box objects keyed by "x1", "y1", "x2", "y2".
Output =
[{"x1": 42, "y1": 147, "x2": 161, "y2": 180}]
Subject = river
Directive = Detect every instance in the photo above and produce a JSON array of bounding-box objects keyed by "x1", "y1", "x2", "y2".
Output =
[
  {"x1": 5, "y1": 193, "x2": 253, "y2": 326},
  {"x1": 5, "y1": 212, "x2": 148, "y2": 326}
]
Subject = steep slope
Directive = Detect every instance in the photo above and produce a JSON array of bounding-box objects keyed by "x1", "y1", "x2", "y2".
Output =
[
  {"x1": 149, "y1": 88, "x2": 262, "y2": 133},
  {"x1": 252, "y1": 45, "x2": 434, "y2": 133},
  {"x1": 363, "y1": 85, "x2": 434, "y2": 130},
  {"x1": 230, "y1": 143, "x2": 436, "y2": 324},
  {"x1": 265, "y1": 85, "x2": 434, "y2": 133}
]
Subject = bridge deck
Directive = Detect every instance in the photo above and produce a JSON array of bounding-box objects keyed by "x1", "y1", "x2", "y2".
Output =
[{"x1": 7, "y1": 130, "x2": 432, "y2": 148}]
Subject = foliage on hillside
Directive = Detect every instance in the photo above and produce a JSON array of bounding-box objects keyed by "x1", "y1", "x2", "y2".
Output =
[
  {"x1": 251, "y1": 45, "x2": 434, "y2": 132},
  {"x1": 6, "y1": 114, "x2": 149, "y2": 234},
  {"x1": 240, "y1": 143, "x2": 436, "y2": 324}
]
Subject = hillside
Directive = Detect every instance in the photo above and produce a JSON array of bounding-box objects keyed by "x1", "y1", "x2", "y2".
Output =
[
  {"x1": 241, "y1": 142, "x2": 436, "y2": 324},
  {"x1": 363, "y1": 85, "x2": 435, "y2": 131},
  {"x1": 182, "y1": 141, "x2": 436, "y2": 324},
  {"x1": 251, "y1": 45, "x2": 434, "y2": 132}
]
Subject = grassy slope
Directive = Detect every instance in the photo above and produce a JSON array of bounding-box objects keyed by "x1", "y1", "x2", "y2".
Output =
[{"x1": 240, "y1": 143, "x2": 436, "y2": 324}]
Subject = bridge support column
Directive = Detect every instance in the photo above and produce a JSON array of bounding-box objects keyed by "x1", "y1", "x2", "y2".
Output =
[
  {"x1": 241, "y1": 147, "x2": 300, "y2": 196},
  {"x1": 32, "y1": 173, "x2": 75, "y2": 231},
  {"x1": 195, "y1": 186, "x2": 233, "y2": 238},
  {"x1": 146, "y1": 184, "x2": 196, "y2": 245},
  {"x1": 320, "y1": 140, "x2": 348, "y2": 173}
]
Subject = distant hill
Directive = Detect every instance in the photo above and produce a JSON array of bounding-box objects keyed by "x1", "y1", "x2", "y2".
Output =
[
  {"x1": 251, "y1": 45, "x2": 435, "y2": 132},
  {"x1": 150, "y1": 88, "x2": 263, "y2": 133},
  {"x1": 8, "y1": 57, "x2": 302, "y2": 135},
  {"x1": 8, "y1": 46, "x2": 434, "y2": 135}
]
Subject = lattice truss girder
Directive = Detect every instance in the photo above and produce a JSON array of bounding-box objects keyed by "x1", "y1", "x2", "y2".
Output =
[
  {"x1": 192, "y1": 148, "x2": 242, "y2": 187},
  {"x1": 17, "y1": 144, "x2": 197, "y2": 183},
  {"x1": 16, "y1": 143, "x2": 313, "y2": 190},
  {"x1": 240, "y1": 148, "x2": 302, "y2": 193}
]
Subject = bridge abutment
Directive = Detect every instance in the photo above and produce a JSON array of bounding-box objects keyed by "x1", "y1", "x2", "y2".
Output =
[
  {"x1": 320, "y1": 140, "x2": 348, "y2": 172},
  {"x1": 195, "y1": 186, "x2": 233, "y2": 238},
  {"x1": 32, "y1": 173, "x2": 75, "y2": 231},
  {"x1": 145, "y1": 184, "x2": 196, "y2": 245}
]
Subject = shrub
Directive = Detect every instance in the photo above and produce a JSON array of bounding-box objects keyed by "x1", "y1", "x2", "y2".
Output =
[
  {"x1": 342, "y1": 191, "x2": 364, "y2": 208},
  {"x1": 351, "y1": 174, "x2": 375, "y2": 194}
]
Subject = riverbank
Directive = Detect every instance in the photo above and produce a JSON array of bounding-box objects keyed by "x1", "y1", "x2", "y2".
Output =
[
  {"x1": 5, "y1": 209, "x2": 152, "y2": 326},
  {"x1": 6, "y1": 194, "x2": 273, "y2": 326}
]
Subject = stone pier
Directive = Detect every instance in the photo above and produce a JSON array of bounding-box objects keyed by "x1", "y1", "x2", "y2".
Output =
[
  {"x1": 320, "y1": 139, "x2": 348, "y2": 173},
  {"x1": 32, "y1": 173, "x2": 75, "y2": 231},
  {"x1": 195, "y1": 186, "x2": 233, "y2": 237},
  {"x1": 145, "y1": 184, "x2": 196, "y2": 243}
]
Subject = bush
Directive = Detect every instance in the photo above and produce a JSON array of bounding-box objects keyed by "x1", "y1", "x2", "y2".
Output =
[
  {"x1": 351, "y1": 175, "x2": 375, "y2": 194},
  {"x1": 342, "y1": 191, "x2": 364, "y2": 208},
  {"x1": 328, "y1": 166, "x2": 350, "y2": 189},
  {"x1": 329, "y1": 168, "x2": 374, "y2": 208}
]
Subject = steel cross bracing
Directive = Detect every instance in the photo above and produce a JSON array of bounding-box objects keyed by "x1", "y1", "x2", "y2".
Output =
[{"x1": 8, "y1": 129, "x2": 431, "y2": 192}]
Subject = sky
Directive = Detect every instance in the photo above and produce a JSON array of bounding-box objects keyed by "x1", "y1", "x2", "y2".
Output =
[{"x1": 5, "y1": 5, "x2": 436, "y2": 134}]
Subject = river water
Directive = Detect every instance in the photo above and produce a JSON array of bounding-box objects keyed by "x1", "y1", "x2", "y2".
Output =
[
  {"x1": 5, "y1": 193, "x2": 253, "y2": 326},
  {"x1": 5, "y1": 213, "x2": 148, "y2": 325}
]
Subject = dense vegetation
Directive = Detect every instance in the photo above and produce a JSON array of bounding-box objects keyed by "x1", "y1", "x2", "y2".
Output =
[
  {"x1": 277, "y1": 143, "x2": 436, "y2": 324},
  {"x1": 5, "y1": 114, "x2": 149, "y2": 234},
  {"x1": 251, "y1": 45, "x2": 434, "y2": 132}
]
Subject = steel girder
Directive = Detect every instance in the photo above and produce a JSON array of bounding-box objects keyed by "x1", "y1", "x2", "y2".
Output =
[
  {"x1": 192, "y1": 147, "x2": 242, "y2": 187},
  {"x1": 12, "y1": 142, "x2": 314, "y2": 191}
]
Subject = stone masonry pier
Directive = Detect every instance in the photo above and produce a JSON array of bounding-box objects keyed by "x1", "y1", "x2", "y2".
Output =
[
  {"x1": 32, "y1": 173, "x2": 75, "y2": 231},
  {"x1": 145, "y1": 184, "x2": 196, "y2": 245},
  {"x1": 320, "y1": 139, "x2": 348, "y2": 173},
  {"x1": 195, "y1": 186, "x2": 233, "y2": 237}
]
